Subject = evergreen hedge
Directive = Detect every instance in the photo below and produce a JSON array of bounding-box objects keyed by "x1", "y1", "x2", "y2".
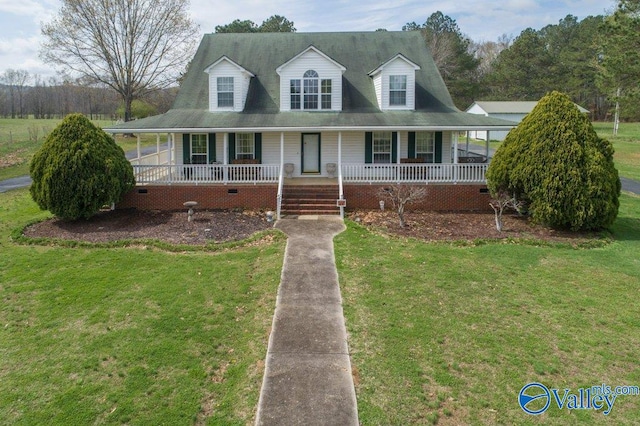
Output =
[
  {"x1": 486, "y1": 91, "x2": 620, "y2": 231},
  {"x1": 30, "y1": 114, "x2": 135, "y2": 220}
]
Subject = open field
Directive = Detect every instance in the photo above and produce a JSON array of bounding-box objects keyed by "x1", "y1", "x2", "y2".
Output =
[
  {"x1": 593, "y1": 122, "x2": 640, "y2": 181},
  {"x1": 479, "y1": 121, "x2": 639, "y2": 182},
  {"x1": 335, "y1": 192, "x2": 640, "y2": 424},
  {"x1": 0, "y1": 189, "x2": 286, "y2": 425},
  {"x1": 0, "y1": 118, "x2": 159, "y2": 180}
]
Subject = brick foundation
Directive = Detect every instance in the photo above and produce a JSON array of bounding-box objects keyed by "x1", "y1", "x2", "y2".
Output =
[
  {"x1": 117, "y1": 183, "x2": 492, "y2": 212},
  {"x1": 343, "y1": 183, "x2": 493, "y2": 212},
  {"x1": 116, "y1": 184, "x2": 278, "y2": 211}
]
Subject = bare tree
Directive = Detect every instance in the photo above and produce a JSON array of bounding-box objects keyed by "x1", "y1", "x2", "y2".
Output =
[
  {"x1": 378, "y1": 185, "x2": 428, "y2": 228},
  {"x1": 489, "y1": 192, "x2": 525, "y2": 232},
  {"x1": 41, "y1": 0, "x2": 199, "y2": 122},
  {"x1": 1, "y1": 69, "x2": 30, "y2": 118}
]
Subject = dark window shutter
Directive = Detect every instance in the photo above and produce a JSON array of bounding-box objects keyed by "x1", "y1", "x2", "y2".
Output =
[
  {"x1": 408, "y1": 132, "x2": 416, "y2": 158},
  {"x1": 182, "y1": 133, "x2": 191, "y2": 164},
  {"x1": 254, "y1": 133, "x2": 262, "y2": 163},
  {"x1": 364, "y1": 132, "x2": 373, "y2": 163},
  {"x1": 228, "y1": 133, "x2": 236, "y2": 161},
  {"x1": 208, "y1": 133, "x2": 216, "y2": 163},
  {"x1": 392, "y1": 132, "x2": 398, "y2": 163},
  {"x1": 435, "y1": 131, "x2": 443, "y2": 163}
]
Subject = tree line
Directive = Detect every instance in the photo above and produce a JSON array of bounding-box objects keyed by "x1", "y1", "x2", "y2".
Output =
[{"x1": 3, "y1": 1, "x2": 638, "y2": 122}]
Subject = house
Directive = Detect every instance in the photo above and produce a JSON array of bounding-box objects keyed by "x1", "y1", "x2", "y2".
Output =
[
  {"x1": 466, "y1": 101, "x2": 589, "y2": 141},
  {"x1": 105, "y1": 32, "x2": 516, "y2": 217}
]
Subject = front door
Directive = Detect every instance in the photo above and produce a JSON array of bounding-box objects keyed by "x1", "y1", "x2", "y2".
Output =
[{"x1": 302, "y1": 133, "x2": 321, "y2": 173}]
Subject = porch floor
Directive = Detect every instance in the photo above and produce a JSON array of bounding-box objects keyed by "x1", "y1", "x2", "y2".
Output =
[{"x1": 284, "y1": 177, "x2": 338, "y2": 186}]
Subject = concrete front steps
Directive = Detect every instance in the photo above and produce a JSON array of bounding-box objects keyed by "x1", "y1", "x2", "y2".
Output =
[{"x1": 281, "y1": 185, "x2": 340, "y2": 216}]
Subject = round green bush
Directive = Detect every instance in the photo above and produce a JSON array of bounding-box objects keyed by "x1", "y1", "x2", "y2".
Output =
[
  {"x1": 30, "y1": 114, "x2": 135, "y2": 220},
  {"x1": 486, "y1": 91, "x2": 620, "y2": 231}
]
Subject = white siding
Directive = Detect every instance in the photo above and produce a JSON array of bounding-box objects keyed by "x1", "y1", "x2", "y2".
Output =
[
  {"x1": 176, "y1": 130, "x2": 455, "y2": 167},
  {"x1": 206, "y1": 60, "x2": 252, "y2": 112},
  {"x1": 372, "y1": 57, "x2": 417, "y2": 111},
  {"x1": 277, "y1": 50, "x2": 343, "y2": 112}
]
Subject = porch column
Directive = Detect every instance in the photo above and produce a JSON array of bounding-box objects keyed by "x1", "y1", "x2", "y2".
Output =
[
  {"x1": 485, "y1": 131, "x2": 490, "y2": 160},
  {"x1": 453, "y1": 132, "x2": 459, "y2": 183},
  {"x1": 136, "y1": 134, "x2": 141, "y2": 162},
  {"x1": 280, "y1": 132, "x2": 284, "y2": 167},
  {"x1": 168, "y1": 134, "x2": 173, "y2": 182},
  {"x1": 396, "y1": 131, "x2": 401, "y2": 164},
  {"x1": 338, "y1": 131, "x2": 342, "y2": 175},
  {"x1": 466, "y1": 132, "x2": 470, "y2": 155},
  {"x1": 223, "y1": 133, "x2": 229, "y2": 183},
  {"x1": 156, "y1": 133, "x2": 161, "y2": 165}
]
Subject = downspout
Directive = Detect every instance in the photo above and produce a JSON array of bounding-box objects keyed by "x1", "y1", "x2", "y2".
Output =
[
  {"x1": 338, "y1": 131, "x2": 344, "y2": 219},
  {"x1": 276, "y1": 132, "x2": 284, "y2": 220}
]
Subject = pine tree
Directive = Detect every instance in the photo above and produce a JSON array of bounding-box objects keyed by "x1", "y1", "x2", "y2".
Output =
[
  {"x1": 30, "y1": 114, "x2": 135, "y2": 220},
  {"x1": 486, "y1": 91, "x2": 620, "y2": 230}
]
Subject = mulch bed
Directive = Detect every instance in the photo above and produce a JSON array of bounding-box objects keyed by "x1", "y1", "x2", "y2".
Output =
[
  {"x1": 23, "y1": 208, "x2": 274, "y2": 245},
  {"x1": 348, "y1": 210, "x2": 601, "y2": 244},
  {"x1": 22, "y1": 208, "x2": 601, "y2": 246}
]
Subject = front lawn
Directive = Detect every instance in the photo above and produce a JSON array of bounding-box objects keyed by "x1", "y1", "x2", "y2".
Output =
[
  {"x1": 0, "y1": 189, "x2": 285, "y2": 425},
  {"x1": 336, "y1": 193, "x2": 640, "y2": 424}
]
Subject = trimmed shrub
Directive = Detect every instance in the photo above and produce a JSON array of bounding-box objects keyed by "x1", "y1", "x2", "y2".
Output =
[
  {"x1": 486, "y1": 91, "x2": 620, "y2": 230},
  {"x1": 30, "y1": 114, "x2": 135, "y2": 220}
]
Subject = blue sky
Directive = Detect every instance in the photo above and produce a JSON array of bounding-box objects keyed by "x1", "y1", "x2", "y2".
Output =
[{"x1": 0, "y1": 0, "x2": 613, "y2": 81}]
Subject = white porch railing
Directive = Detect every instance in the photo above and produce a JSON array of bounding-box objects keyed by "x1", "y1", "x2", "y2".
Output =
[
  {"x1": 133, "y1": 164, "x2": 280, "y2": 184},
  {"x1": 130, "y1": 150, "x2": 170, "y2": 166},
  {"x1": 341, "y1": 163, "x2": 487, "y2": 183}
]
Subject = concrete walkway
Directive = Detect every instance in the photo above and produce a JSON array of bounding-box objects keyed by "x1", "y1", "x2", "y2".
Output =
[{"x1": 255, "y1": 215, "x2": 358, "y2": 426}]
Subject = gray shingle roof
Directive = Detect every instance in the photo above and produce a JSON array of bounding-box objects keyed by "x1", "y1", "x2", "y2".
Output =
[
  {"x1": 106, "y1": 32, "x2": 516, "y2": 132},
  {"x1": 469, "y1": 101, "x2": 590, "y2": 114}
]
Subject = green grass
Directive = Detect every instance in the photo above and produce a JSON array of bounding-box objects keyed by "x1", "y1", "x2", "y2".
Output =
[
  {"x1": 593, "y1": 122, "x2": 640, "y2": 181},
  {"x1": 0, "y1": 118, "x2": 160, "y2": 180},
  {"x1": 0, "y1": 189, "x2": 286, "y2": 425},
  {"x1": 335, "y1": 193, "x2": 640, "y2": 424}
]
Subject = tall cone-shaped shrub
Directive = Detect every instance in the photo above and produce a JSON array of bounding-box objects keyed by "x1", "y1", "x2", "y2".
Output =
[
  {"x1": 30, "y1": 114, "x2": 135, "y2": 220},
  {"x1": 486, "y1": 91, "x2": 620, "y2": 230}
]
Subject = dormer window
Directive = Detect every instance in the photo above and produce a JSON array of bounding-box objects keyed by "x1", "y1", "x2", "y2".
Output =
[
  {"x1": 204, "y1": 56, "x2": 254, "y2": 112},
  {"x1": 290, "y1": 70, "x2": 332, "y2": 111},
  {"x1": 277, "y1": 47, "x2": 345, "y2": 111},
  {"x1": 217, "y1": 77, "x2": 234, "y2": 108},
  {"x1": 368, "y1": 54, "x2": 420, "y2": 111},
  {"x1": 389, "y1": 75, "x2": 407, "y2": 106}
]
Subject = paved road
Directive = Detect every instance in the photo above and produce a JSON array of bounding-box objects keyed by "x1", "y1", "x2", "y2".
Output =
[{"x1": 0, "y1": 143, "x2": 168, "y2": 193}]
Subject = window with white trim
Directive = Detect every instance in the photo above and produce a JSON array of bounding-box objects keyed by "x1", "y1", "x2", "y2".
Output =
[
  {"x1": 236, "y1": 133, "x2": 254, "y2": 159},
  {"x1": 290, "y1": 79, "x2": 301, "y2": 110},
  {"x1": 416, "y1": 132, "x2": 435, "y2": 163},
  {"x1": 217, "y1": 77, "x2": 234, "y2": 108},
  {"x1": 373, "y1": 131, "x2": 392, "y2": 164},
  {"x1": 321, "y1": 79, "x2": 332, "y2": 109},
  {"x1": 290, "y1": 70, "x2": 332, "y2": 110},
  {"x1": 191, "y1": 134, "x2": 208, "y2": 164},
  {"x1": 389, "y1": 75, "x2": 407, "y2": 106}
]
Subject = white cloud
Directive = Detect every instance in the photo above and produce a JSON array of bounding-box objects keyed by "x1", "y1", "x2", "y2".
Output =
[{"x1": 0, "y1": 0, "x2": 614, "y2": 79}]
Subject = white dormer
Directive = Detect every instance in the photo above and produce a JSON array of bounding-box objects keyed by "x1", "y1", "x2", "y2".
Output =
[
  {"x1": 369, "y1": 54, "x2": 421, "y2": 111},
  {"x1": 276, "y1": 46, "x2": 346, "y2": 112},
  {"x1": 204, "y1": 56, "x2": 255, "y2": 112}
]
